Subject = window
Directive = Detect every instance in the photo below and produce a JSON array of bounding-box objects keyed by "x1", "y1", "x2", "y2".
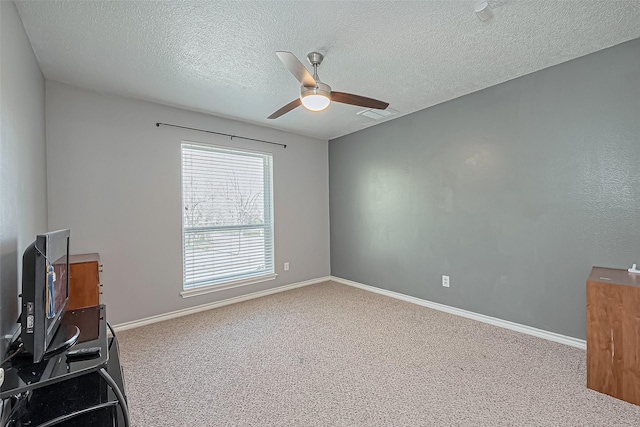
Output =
[{"x1": 181, "y1": 142, "x2": 275, "y2": 296}]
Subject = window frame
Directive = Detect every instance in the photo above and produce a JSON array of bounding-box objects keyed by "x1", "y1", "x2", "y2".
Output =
[{"x1": 180, "y1": 140, "x2": 276, "y2": 298}]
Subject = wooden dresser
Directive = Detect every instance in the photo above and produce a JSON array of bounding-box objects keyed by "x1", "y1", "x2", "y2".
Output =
[
  {"x1": 586, "y1": 267, "x2": 640, "y2": 405},
  {"x1": 68, "y1": 253, "x2": 102, "y2": 310}
]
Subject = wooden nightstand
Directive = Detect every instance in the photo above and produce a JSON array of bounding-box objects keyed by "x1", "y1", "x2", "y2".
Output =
[
  {"x1": 68, "y1": 253, "x2": 102, "y2": 310},
  {"x1": 586, "y1": 266, "x2": 640, "y2": 406}
]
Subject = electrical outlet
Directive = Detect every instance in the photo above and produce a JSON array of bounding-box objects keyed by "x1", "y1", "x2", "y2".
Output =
[
  {"x1": 284, "y1": 262, "x2": 290, "y2": 271},
  {"x1": 442, "y1": 275, "x2": 450, "y2": 288}
]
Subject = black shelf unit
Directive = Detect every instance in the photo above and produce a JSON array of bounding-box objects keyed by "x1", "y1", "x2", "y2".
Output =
[{"x1": 1, "y1": 306, "x2": 129, "y2": 426}]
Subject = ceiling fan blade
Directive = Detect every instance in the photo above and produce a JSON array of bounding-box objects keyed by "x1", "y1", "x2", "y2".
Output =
[
  {"x1": 331, "y1": 92, "x2": 389, "y2": 110},
  {"x1": 268, "y1": 98, "x2": 302, "y2": 119},
  {"x1": 276, "y1": 51, "x2": 317, "y2": 88}
]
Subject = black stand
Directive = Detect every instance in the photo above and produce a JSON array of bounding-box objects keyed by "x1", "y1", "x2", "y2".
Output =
[
  {"x1": 43, "y1": 324, "x2": 80, "y2": 358},
  {"x1": 0, "y1": 305, "x2": 129, "y2": 426}
]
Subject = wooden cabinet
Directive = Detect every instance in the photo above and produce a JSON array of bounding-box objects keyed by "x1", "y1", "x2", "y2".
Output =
[
  {"x1": 586, "y1": 267, "x2": 640, "y2": 405},
  {"x1": 68, "y1": 253, "x2": 102, "y2": 310}
]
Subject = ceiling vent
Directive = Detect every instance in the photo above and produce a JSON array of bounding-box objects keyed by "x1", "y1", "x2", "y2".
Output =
[{"x1": 357, "y1": 108, "x2": 398, "y2": 120}]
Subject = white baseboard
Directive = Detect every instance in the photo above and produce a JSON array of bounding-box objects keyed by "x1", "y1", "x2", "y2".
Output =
[
  {"x1": 331, "y1": 276, "x2": 586, "y2": 350},
  {"x1": 112, "y1": 276, "x2": 331, "y2": 332},
  {"x1": 112, "y1": 274, "x2": 586, "y2": 350}
]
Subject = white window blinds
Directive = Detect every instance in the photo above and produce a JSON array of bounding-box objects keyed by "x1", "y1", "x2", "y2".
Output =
[{"x1": 181, "y1": 142, "x2": 274, "y2": 291}]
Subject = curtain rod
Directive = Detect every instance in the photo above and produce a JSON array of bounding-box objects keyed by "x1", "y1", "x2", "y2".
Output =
[{"x1": 156, "y1": 122, "x2": 287, "y2": 148}]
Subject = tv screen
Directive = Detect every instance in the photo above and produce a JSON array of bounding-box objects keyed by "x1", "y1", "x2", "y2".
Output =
[{"x1": 21, "y1": 229, "x2": 70, "y2": 363}]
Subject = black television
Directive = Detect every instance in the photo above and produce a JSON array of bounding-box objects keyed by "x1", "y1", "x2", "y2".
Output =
[{"x1": 20, "y1": 229, "x2": 78, "y2": 363}]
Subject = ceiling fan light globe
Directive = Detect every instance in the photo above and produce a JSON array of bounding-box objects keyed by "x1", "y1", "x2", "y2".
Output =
[
  {"x1": 301, "y1": 94, "x2": 331, "y2": 111},
  {"x1": 300, "y1": 82, "x2": 332, "y2": 112}
]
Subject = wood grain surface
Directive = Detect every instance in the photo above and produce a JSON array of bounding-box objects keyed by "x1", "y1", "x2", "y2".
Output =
[
  {"x1": 68, "y1": 255, "x2": 101, "y2": 310},
  {"x1": 586, "y1": 267, "x2": 640, "y2": 406}
]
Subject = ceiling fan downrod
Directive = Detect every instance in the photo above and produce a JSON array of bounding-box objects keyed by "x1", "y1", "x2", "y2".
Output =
[{"x1": 307, "y1": 52, "x2": 324, "y2": 84}]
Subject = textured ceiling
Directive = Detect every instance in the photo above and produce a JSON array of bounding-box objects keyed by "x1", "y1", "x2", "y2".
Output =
[{"x1": 14, "y1": 1, "x2": 640, "y2": 140}]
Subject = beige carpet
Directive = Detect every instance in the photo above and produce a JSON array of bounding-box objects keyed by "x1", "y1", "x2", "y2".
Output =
[{"x1": 117, "y1": 281, "x2": 640, "y2": 426}]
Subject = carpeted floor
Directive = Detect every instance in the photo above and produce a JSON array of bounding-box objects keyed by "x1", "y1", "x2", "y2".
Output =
[{"x1": 117, "y1": 281, "x2": 640, "y2": 426}]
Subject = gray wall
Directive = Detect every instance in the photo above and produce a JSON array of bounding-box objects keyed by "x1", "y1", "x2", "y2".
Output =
[
  {"x1": 329, "y1": 38, "x2": 640, "y2": 340},
  {"x1": 45, "y1": 82, "x2": 330, "y2": 325},
  {"x1": 0, "y1": 2, "x2": 48, "y2": 355}
]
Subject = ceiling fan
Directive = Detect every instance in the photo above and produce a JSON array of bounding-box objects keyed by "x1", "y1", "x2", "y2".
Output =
[{"x1": 268, "y1": 51, "x2": 389, "y2": 119}]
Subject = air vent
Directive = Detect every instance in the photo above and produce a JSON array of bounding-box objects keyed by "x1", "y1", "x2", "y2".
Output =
[{"x1": 357, "y1": 108, "x2": 398, "y2": 120}]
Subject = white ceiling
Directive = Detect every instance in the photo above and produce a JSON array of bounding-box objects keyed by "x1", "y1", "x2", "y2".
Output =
[{"x1": 14, "y1": 1, "x2": 640, "y2": 140}]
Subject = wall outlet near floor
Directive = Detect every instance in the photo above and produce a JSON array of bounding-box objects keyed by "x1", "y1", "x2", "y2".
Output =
[
  {"x1": 284, "y1": 262, "x2": 290, "y2": 271},
  {"x1": 442, "y1": 275, "x2": 450, "y2": 287}
]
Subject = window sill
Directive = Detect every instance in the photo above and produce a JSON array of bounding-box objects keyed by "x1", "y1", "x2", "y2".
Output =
[{"x1": 180, "y1": 273, "x2": 278, "y2": 298}]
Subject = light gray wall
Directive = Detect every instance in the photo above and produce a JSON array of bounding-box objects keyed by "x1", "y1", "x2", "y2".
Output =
[
  {"x1": 45, "y1": 81, "x2": 330, "y2": 325},
  {"x1": 329, "y1": 38, "x2": 640, "y2": 340},
  {"x1": 0, "y1": 1, "x2": 48, "y2": 354}
]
